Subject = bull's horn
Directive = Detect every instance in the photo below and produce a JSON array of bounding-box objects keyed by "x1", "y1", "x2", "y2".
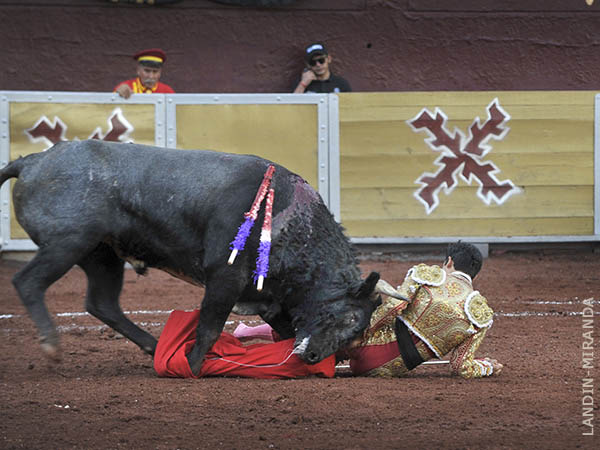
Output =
[{"x1": 375, "y1": 279, "x2": 410, "y2": 302}]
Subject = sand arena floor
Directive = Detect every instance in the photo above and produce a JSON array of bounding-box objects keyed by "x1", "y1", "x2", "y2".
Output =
[{"x1": 0, "y1": 249, "x2": 598, "y2": 449}]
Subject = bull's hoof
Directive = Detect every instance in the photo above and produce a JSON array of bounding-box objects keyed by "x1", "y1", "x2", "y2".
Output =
[
  {"x1": 142, "y1": 342, "x2": 157, "y2": 356},
  {"x1": 40, "y1": 342, "x2": 62, "y2": 362},
  {"x1": 186, "y1": 354, "x2": 203, "y2": 377}
]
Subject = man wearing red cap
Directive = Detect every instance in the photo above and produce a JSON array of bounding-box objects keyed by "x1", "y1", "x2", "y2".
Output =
[{"x1": 114, "y1": 48, "x2": 175, "y2": 99}]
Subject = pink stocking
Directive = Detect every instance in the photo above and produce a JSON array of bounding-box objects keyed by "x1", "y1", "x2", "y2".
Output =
[{"x1": 233, "y1": 323, "x2": 275, "y2": 342}]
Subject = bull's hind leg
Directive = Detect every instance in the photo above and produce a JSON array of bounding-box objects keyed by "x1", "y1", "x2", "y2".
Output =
[
  {"x1": 12, "y1": 243, "x2": 93, "y2": 360},
  {"x1": 78, "y1": 244, "x2": 158, "y2": 355}
]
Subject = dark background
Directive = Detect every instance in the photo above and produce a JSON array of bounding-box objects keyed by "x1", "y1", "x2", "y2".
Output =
[{"x1": 0, "y1": 0, "x2": 599, "y2": 94}]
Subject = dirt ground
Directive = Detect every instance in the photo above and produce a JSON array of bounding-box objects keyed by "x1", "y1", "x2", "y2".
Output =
[{"x1": 0, "y1": 248, "x2": 598, "y2": 449}]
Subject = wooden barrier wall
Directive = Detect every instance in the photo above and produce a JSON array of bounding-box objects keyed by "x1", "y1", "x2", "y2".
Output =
[
  {"x1": 173, "y1": 103, "x2": 319, "y2": 189},
  {"x1": 1, "y1": 91, "x2": 598, "y2": 251},
  {"x1": 0, "y1": 93, "x2": 326, "y2": 249},
  {"x1": 339, "y1": 91, "x2": 596, "y2": 239},
  {"x1": 4, "y1": 97, "x2": 160, "y2": 241}
]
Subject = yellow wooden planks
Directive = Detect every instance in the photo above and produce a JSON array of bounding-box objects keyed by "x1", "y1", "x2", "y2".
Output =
[
  {"x1": 8, "y1": 102, "x2": 158, "y2": 240},
  {"x1": 9, "y1": 102, "x2": 157, "y2": 159},
  {"x1": 343, "y1": 217, "x2": 593, "y2": 238},
  {"x1": 338, "y1": 91, "x2": 596, "y2": 237},
  {"x1": 175, "y1": 103, "x2": 319, "y2": 188},
  {"x1": 341, "y1": 119, "x2": 592, "y2": 155},
  {"x1": 4, "y1": 92, "x2": 596, "y2": 241},
  {"x1": 341, "y1": 186, "x2": 592, "y2": 220},
  {"x1": 341, "y1": 153, "x2": 592, "y2": 188}
]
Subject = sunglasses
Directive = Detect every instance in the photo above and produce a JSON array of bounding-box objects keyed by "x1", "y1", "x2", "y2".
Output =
[{"x1": 309, "y1": 57, "x2": 327, "y2": 67}]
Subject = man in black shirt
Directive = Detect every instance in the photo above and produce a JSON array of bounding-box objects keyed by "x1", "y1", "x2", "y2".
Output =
[{"x1": 293, "y1": 42, "x2": 352, "y2": 94}]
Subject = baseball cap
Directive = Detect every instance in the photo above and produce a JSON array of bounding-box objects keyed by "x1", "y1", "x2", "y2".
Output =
[{"x1": 304, "y1": 42, "x2": 328, "y2": 63}]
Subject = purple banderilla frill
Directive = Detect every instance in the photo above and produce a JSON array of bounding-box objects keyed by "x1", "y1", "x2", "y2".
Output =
[
  {"x1": 228, "y1": 165, "x2": 275, "y2": 291},
  {"x1": 228, "y1": 216, "x2": 255, "y2": 257},
  {"x1": 253, "y1": 240, "x2": 272, "y2": 286}
]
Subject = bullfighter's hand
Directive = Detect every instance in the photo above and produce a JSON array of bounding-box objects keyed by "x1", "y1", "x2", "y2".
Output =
[
  {"x1": 484, "y1": 357, "x2": 503, "y2": 375},
  {"x1": 116, "y1": 84, "x2": 133, "y2": 99}
]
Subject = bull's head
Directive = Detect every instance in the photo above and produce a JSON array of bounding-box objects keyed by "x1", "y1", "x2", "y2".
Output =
[{"x1": 291, "y1": 271, "x2": 381, "y2": 364}]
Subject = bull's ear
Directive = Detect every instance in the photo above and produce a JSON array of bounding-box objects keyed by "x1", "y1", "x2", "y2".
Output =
[{"x1": 353, "y1": 271, "x2": 380, "y2": 298}]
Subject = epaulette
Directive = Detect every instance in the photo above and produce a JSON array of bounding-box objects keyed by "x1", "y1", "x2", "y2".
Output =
[
  {"x1": 464, "y1": 291, "x2": 494, "y2": 328},
  {"x1": 407, "y1": 264, "x2": 446, "y2": 286}
]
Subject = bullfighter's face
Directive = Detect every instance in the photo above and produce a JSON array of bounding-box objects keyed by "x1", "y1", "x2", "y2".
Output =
[{"x1": 292, "y1": 272, "x2": 380, "y2": 364}]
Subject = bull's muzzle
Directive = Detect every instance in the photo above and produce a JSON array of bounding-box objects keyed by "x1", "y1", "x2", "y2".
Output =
[{"x1": 293, "y1": 336, "x2": 321, "y2": 363}]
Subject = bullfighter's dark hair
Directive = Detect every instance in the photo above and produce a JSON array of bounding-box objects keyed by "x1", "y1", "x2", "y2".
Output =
[{"x1": 445, "y1": 242, "x2": 483, "y2": 279}]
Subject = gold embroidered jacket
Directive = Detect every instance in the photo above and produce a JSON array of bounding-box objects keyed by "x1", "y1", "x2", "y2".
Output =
[{"x1": 357, "y1": 264, "x2": 494, "y2": 379}]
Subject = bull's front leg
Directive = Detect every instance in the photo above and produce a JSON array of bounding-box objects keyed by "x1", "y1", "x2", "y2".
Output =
[{"x1": 186, "y1": 269, "x2": 245, "y2": 375}]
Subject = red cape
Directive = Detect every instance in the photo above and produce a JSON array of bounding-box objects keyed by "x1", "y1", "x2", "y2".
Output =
[{"x1": 154, "y1": 310, "x2": 335, "y2": 379}]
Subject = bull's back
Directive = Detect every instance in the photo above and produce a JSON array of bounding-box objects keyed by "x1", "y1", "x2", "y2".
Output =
[
  {"x1": 18, "y1": 140, "x2": 271, "y2": 191},
  {"x1": 12, "y1": 140, "x2": 298, "y2": 249},
  {"x1": 16, "y1": 140, "x2": 278, "y2": 207}
]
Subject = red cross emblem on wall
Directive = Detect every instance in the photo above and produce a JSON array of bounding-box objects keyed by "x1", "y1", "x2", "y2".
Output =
[
  {"x1": 25, "y1": 107, "x2": 134, "y2": 149},
  {"x1": 407, "y1": 98, "x2": 520, "y2": 214}
]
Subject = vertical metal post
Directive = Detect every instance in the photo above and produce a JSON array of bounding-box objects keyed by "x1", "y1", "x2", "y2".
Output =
[
  {"x1": 327, "y1": 93, "x2": 341, "y2": 222},
  {"x1": 595, "y1": 94, "x2": 600, "y2": 237},
  {"x1": 0, "y1": 94, "x2": 10, "y2": 250}
]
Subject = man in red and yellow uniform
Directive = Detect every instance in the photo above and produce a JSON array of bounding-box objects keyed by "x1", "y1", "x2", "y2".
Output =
[
  {"x1": 114, "y1": 48, "x2": 175, "y2": 99},
  {"x1": 344, "y1": 242, "x2": 502, "y2": 379}
]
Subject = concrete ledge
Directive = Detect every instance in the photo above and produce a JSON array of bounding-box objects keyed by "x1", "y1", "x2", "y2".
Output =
[
  {"x1": 2, "y1": 242, "x2": 598, "y2": 263},
  {"x1": 1, "y1": 251, "x2": 36, "y2": 262},
  {"x1": 354, "y1": 241, "x2": 599, "y2": 261}
]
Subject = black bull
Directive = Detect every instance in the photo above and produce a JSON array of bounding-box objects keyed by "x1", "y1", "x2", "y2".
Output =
[{"x1": 0, "y1": 140, "x2": 380, "y2": 374}]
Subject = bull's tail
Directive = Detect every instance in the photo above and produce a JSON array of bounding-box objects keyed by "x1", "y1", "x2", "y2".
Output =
[{"x1": 0, "y1": 158, "x2": 26, "y2": 187}]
